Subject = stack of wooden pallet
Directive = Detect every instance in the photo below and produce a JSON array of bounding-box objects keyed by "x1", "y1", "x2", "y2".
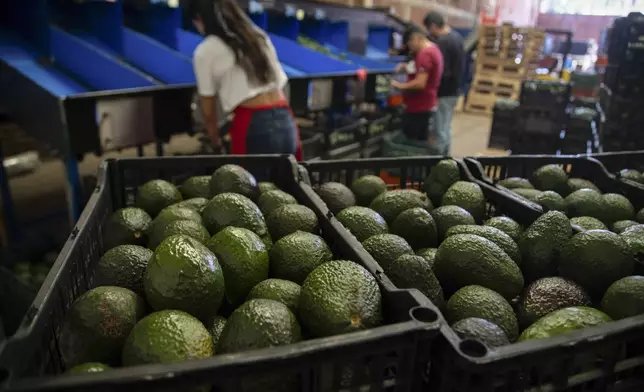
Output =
[{"x1": 466, "y1": 24, "x2": 545, "y2": 115}]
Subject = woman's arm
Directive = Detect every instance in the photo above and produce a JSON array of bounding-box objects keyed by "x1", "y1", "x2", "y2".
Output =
[
  {"x1": 193, "y1": 42, "x2": 221, "y2": 146},
  {"x1": 200, "y1": 96, "x2": 220, "y2": 147}
]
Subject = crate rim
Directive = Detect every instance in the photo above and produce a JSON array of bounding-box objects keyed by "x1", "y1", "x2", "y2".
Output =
[{"x1": 588, "y1": 151, "x2": 644, "y2": 191}]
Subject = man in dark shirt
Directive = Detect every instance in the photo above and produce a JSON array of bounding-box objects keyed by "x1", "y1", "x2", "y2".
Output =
[{"x1": 424, "y1": 11, "x2": 465, "y2": 156}]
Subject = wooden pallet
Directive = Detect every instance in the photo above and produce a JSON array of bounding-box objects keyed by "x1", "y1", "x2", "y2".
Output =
[
  {"x1": 471, "y1": 77, "x2": 522, "y2": 95},
  {"x1": 475, "y1": 61, "x2": 529, "y2": 79},
  {"x1": 465, "y1": 90, "x2": 519, "y2": 115}
]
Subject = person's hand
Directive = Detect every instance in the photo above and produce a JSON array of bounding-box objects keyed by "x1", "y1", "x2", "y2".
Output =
[
  {"x1": 391, "y1": 80, "x2": 403, "y2": 89},
  {"x1": 210, "y1": 134, "x2": 222, "y2": 150},
  {"x1": 395, "y1": 62, "x2": 408, "y2": 73}
]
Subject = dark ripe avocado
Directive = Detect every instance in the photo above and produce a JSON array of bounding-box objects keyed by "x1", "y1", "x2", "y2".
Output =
[
  {"x1": 209, "y1": 316, "x2": 227, "y2": 347},
  {"x1": 517, "y1": 277, "x2": 591, "y2": 329},
  {"x1": 68, "y1": 363, "x2": 111, "y2": 373},
  {"x1": 336, "y1": 206, "x2": 388, "y2": 242},
  {"x1": 210, "y1": 164, "x2": 259, "y2": 200},
  {"x1": 620, "y1": 224, "x2": 644, "y2": 258},
  {"x1": 146, "y1": 206, "x2": 203, "y2": 248},
  {"x1": 149, "y1": 219, "x2": 210, "y2": 250},
  {"x1": 385, "y1": 254, "x2": 444, "y2": 309},
  {"x1": 247, "y1": 279, "x2": 301, "y2": 314},
  {"x1": 351, "y1": 175, "x2": 387, "y2": 206},
  {"x1": 269, "y1": 231, "x2": 333, "y2": 284},
  {"x1": 362, "y1": 234, "x2": 413, "y2": 270},
  {"x1": 532, "y1": 164, "x2": 569, "y2": 195},
  {"x1": 174, "y1": 197, "x2": 209, "y2": 214},
  {"x1": 145, "y1": 235, "x2": 225, "y2": 322},
  {"x1": 445, "y1": 225, "x2": 521, "y2": 266},
  {"x1": 512, "y1": 188, "x2": 542, "y2": 203},
  {"x1": 484, "y1": 216, "x2": 523, "y2": 242},
  {"x1": 446, "y1": 285, "x2": 519, "y2": 342},
  {"x1": 369, "y1": 189, "x2": 432, "y2": 225},
  {"x1": 202, "y1": 193, "x2": 268, "y2": 237},
  {"x1": 571, "y1": 216, "x2": 608, "y2": 231},
  {"x1": 206, "y1": 227, "x2": 269, "y2": 307},
  {"x1": 612, "y1": 220, "x2": 640, "y2": 234},
  {"x1": 258, "y1": 189, "x2": 298, "y2": 216},
  {"x1": 136, "y1": 179, "x2": 182, "y2": 217},
  {"x1": 218, "y1": 299, "x2": 301, "y2": 353},
  {"x1": 300, "y1": 260, "x2": 383, "y2": 337},
  {"x1": 430, "y1": 205, "x2": 476, "y2": 241},
  {"x1": 122, "y1": 309, "x2": 213, "y2": 365},
  {"x1": 601, "y1": 276, "x2": 644, "y2": 320},
  {"x1": 434, "y1": 234, "x2": 524, "y2": 300},
  {"x1": 96, "y1": 245, "x2": 153, "y2": 294},
  {"x1": 560, "y1": 230, "x2": 633, "y2": 299},
  {"x1": 498, "y1": 177, "x2": 534, "y2": 190},
  {"x1": 535, "y1": 191, "x2": 567, "y2": 214},
  {"x1": 391, "y1": 208, "x2": 438, "y2": 250},
  {"x1": 452, "y1": 317, "x2": 510, "y2": 348},
  {"x1": 518, "y1": 307, "x2": 611, "y2": 342},
  {"x1": 259, "y1": 182, "x2": 279, "y2": 194},
  {"x1": 620, "y1": 169, "x2": 644, "y2": 184},
  {"x1": 415, "y1": 248, "x2": 438, "y2": 270},
  {"x1": 424, "y1": 159, "x2": 461, "y2": 206},
  {"x1": 180, "y1": 176, "x2": 211, "y2": 199},
  {"x1": 600, "y1": 193, "x2": 635, "y2": 224},
  {"x1": 316, "y1": 182, "x2": 356, "y2": 214},
  {"x1": 567, "y1": 178, "x2": 601, "y2": 193},
  {"x1": 564, "y1": 189, "x2": 604, "y2": 220},
  {"x1": 104, "y1": 207, "x2": 152, "y2": 248},
  {"x1": 59, "y1": 286, "x2": 146, "y2": 367},
  {"x1": 441, "y1": 181, "x2": 486, "y2": 223},
  {"x1": 519, "y1": 211, "x2": 572, "y2": 282},
  {"x1": 266, "y1": 204, "x2": 318, "y2": 240}
]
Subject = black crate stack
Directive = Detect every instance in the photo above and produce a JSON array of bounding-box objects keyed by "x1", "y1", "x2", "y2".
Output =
[{"x1": 602, "y1": 12, "x2": 644, "y2": 151}]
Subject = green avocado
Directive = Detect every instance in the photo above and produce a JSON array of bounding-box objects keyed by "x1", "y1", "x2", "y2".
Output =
[
  {"x1": 336, "y1": 206, "x2": 388, "y2": 242},
  {"x1": 638, "y1": 208, "x2": 644, "y2": 224},
  {"x1": 532, "y1": 164, "x2": 569, "y2": 195},
  {"x1": 445, "y1": 225, "x2": 521, "y2": 266},
  {"x1": 315, "y1": 182, "x2": 356, "y2": 214},
  {"x1": 415, "y1": 248, "x2": 438, "y2": 270},
  {"x1": 136, "y1": 179, "x2": 182, "y2": 217},
  {"x1": 620, "y1": 224, "x2": 644, "y2": 258},
  {"x1": 210, "y1": 164, "x2": 259, "y2": 200},
  {"x1": 441, "y1": 181, "x2": 486, "y2": 223},
  {"x1": 519, "y1": 211, "x2": 572, "y2": 282},
  {"x1": 517, "y1": 277, "x2": 591, "y2": 328},
  {"x1": 257, "y1": 190, "x2": 298, "y2": 216},
  {"x1": 266, "y1": 204, "x2": 318, "y2": 241},
  {"x1": 369, "y1": 189, "x2": 432, "y2": 225},
  {"x1": 105, "y1": 207, "x2": 152, "y2": 248},
  {"x1": 612, "y1": 220, "x2": 640, "y2": 234},
  {"x1": 362, "y1": 234, "x2": 413, "y2": 270},
  {"x1": 599, "y1": 193, "x2": 635, "y2": 224},
  {"x1": 619, "y1": 169, "x2": 644, "y2": 184},
  {"x1": 146, "y1": 206, "x2": 203, "y2": 248},
  {"x1": 535, "y1": 191, "x2": 567, "y2": 214},
  {"x1": 571, "y1": 216, "x2": 608, "y2": 231},
  {"x1": 565, "y1": 189, "x2": 604, "y2": 220},
  {"x1": 259, "y1": 182, "x2": 279, "y2": 194},
  {"x1": 567, "y1": 178, "x2": 601, "y2": 193},
  {"x1": 149, "y1": 219, "x2": 210, "y2": 250},
  {"x1": 484, "y1": 216, "x2": 523, "y2": 242},
  {"x1": 68, "y1": 363, "x2": 111, "y2": 373},
  {"x1": 385, "y1": 254, "x2": 444, "y2": 309},
  {"x1": 512, "y1": 188, "x2": 542, "y2": 203},
  {"x1": 451, "y1": 317, "x2": 510, "y2": 348},
  {"x1": 180, "y1": 176, "x2": 211, "y2": 199},
  {"x1": 601, "y1": 276, "x2": 644, "y2": 320},
  {"x1": 247, "y1": 279, "x2": 301, "y2": 314},
  {"x1": 96, "y1": 245, "x2": 153, "y2": 294},
  {"x1": 269, "y1": 231, "x2": 333, "y2": 284},
  {"x1": 351, "y1": 175, "x2": 387, "y2": 206},
  {"x1": 498, "y1": 177, "x2": 534, "y2": 190},
  {"x1": 391, "y1": 207, "x2": 438, "y2": 250},
  {"x1": 202, "y1": 193, "x2": 268, "y2": 238},
  {"x1": 430, "y1": 205, "x2": 476, "y2": 241},
  {"x1": 518, "y1": 307, "x2": 611, "y2": 341},
  {"x1": 208, "y1": 316, "x2": 227, "y2": 348},
  {"x1": 174, "y1": 197, "x2": 209, "y2": 214},
  {"x1": 424, "y1": 159, "x2": 461, "y2": 206}
]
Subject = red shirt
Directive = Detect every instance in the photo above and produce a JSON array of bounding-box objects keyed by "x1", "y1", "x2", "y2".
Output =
[{"x1": 403, "y1": 44, "x2": 444, "y2": 113}]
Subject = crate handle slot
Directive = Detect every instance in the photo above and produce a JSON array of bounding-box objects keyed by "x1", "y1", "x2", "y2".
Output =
[{"x1": 410, "y1": 306, "x2": 438, "y2": 323}]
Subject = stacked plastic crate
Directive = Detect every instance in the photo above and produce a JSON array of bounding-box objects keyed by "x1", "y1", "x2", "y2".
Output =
[{"x1": 602, "y1": 12, "x2": 644, "y2": 152}]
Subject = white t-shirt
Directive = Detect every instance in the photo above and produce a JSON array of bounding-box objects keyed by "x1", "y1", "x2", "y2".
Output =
[{"x1": 193, "y1": 31, "x2": 288, "y2": 113}]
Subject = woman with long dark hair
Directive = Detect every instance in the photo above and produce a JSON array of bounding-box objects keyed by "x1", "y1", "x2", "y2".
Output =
[{"x1": 186, "y1": 0, "x2": 301, "y2": 158}]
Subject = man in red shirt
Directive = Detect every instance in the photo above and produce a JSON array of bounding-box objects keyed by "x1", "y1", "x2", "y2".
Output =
[{"x1": 392, "y1": 27, "x2": 444, "y2": 143}]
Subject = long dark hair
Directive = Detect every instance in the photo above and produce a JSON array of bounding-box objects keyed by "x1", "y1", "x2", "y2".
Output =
[{"x1": 186, "y1": 0, "x2": 275, "y2": 84}]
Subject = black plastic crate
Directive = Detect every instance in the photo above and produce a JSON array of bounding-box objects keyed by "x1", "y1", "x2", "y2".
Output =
[
  {"x1": 591, "y1": 151, "x2": 644, "y2": 190},
  {"x1": 0, "y1": 155, "x2": 440, "y2": 392},
  {"x1": 488, "y1": 107, "x2": 517, "y2": 150},
  {"x1": 520, "y1": 81, "x2": 572, "y2": 111}
]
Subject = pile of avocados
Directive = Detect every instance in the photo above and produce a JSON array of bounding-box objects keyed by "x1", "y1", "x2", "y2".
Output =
[
  {"x1": 59, "y1": 164, "x2": 384, "y2": 381},
  {"x1": 619, "y1": 168, "x2": 644, "y2": 185},
  {"x1": 321, "y1": 159, "x2": 644, "y2": 351}
]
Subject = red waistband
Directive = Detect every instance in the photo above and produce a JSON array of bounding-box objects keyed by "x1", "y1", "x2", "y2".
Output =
[{"x1": 233, "y1": 99, "x2": 290, "y2": 115}]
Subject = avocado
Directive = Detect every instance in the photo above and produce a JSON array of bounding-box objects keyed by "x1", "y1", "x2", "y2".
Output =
[
  {"x1": 484, "y1": 216, "x2": 523, "y2": 242},
  {"x1": 415, "y1": 248, "x2": 438, "y2": 270},
  {"x1": 218, "y1": 299, "x2": 301, "y2": 353},
  {"x1": 146, "y1": 206, "x2": 203, "y2": 247},
  {"x1": 96, "y1": 245, "x2": 153, "y2": 294},
  {"x1": 441, "y1": 181, "x2": 486, "y2": 223},
  {"x1": 300, "y1": 260, "x2": 383, "y2": 337},
  {"x1": 208, "y1": 316, "x2": 227, "y2": 347},
  {"x1": 451, "y1": 317, "x2": 510, "y2": 348},
  {"x1": 68, "y1": 363, "x2": 111, "y2": 373},
  {"x1": 180, "y1": 176, "x2": 211, "y2": 199},
  {"x1": 258, "y1": 189, "x2": 298, "y2": 216},
  {"x1": 517, "y1": 277, "x2": 591, "y2": 328},
  {"x1": 122, "y1": 309, "x2": 213, "y2": 365},
  {"x1": 202, "y1": 193, "x2": 268, "y2": 238},
  {"x1": 210, "y1": 164, "x2": 259, "y2": 200},
  {"x1": 446, "y1": 285, "x2": 519, "y2": 342},
  {"x1": 638, "y1": 208, "x2": 644, "y2": 223},
  {"x1": 620, "y1": 224, "x2": 644, "y2": 257},
  {"x1": 336, "y1": 206, "x2": 388, "y2": 242},
  {"x1": 149, "y1": 219, "x2": 210, "y2": 250},
  {"x1": 565, "y1": 188, "x2": 604, "y2": 219},
  {"x1": 520, "y1": 211, "x2": 572, "y2": 282},
  {"x1": 512, "y1": 188, "x2": 542, "y2": 203},
  {"x1": 430, "y1": 205, "x2": 476, "y2": 241},
  {"x1": 533, "y1": 164, "x2": 569, "y2": 195},
  {"x1": 315, "y1": 182, "x2": 356, "y2": 214},
  {"x1": 247, "y1": 279, "x2": 301, "y2": 314},
  {"x1": 266, "y1": 204, "x2": 318, "y2": 240},
  {"x1": 600, "y1": 193, "x2": 635, "y2": 224},
  {"x1": 362, "y1": 234, "x2": 413, "y2": 270},
  {"x1": 601, "y1": 276, "x2": 644, "y2": 320},
  {"x1": 385, "y1": 254, "x2": 444, "y2": 309},
  {"x1": 567, "y1": 178, "x2": 601, "y2": 193},
  {"x1": 206, "y1": 227, "x2": 269, "y2": 306},
  {"x1": 391, "y1": 207, "x2": 438, "y2": 250},
  {"x1": 434, "y1": 234, "x2": 524, "y2": 300},
  {"x1": 136, "y1": 179, "x2": 182, "y2": 217},
  {"x1": 269, "y1": 231, "x2": 333, "y2": 284},
  {"x1": 535, "y1": 191, "x2": 567, "y2": 214},
  {"x1": 445, "y1": 225, "x2": 521, "y2": 266},
  {"x1": 145, "y1": 235, "x2": 225, "y2": 321},
  {"x1": 619, "y1": 169, "x2": 644, "y2": 184},
  {"x1": 498, "y1": 177, "x2": 534, "y2": 190},
  {"x1": 174, "y1": 197, "x2": 209, "y2": 214},
  {"x1": 105, "y1": 208, "x2": 152, "y2": 248},
  {"x1": 369, "y1": 189, "x2": 432, "y2": 225},
  {"x1": 612, "y1": 220, "x2": 640, "y2": 234},
  {"x1": 424, "y1": 159, "x2": 461, "y2": 206},
  {"x1": 259, "y1": 182, "x2": 279, "y2": 193},
  {"x1": 351, "y1": 175, "x2": 387, "y2": 206},
  {"x1": 59, "y1": 286, "x2": 146, "y2": 367},
  {"x1": 560, "y1": 230, "x2": 633, "y2": 298},
  {"x1": 571, "y1": 216, "x2": 608, "y2": 231},
  {"x1": 518, "y1": 306, "x2": 611, "y2": 341}
]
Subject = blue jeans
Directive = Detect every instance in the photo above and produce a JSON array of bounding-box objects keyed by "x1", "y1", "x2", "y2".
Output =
[
  {"x1": 436, "y1": 96, "x2": 459, "y2": 156},
  {"x1": 233, "y1": 107, "x2": 298, "y2": 155}
]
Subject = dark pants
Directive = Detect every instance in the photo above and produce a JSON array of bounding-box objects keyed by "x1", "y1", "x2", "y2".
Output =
[
  {"x1": 231, "y1": 103, "x2": 300, "y2": 158},
  {"x1": 402, "y1": 111, "x2": 435, "y2": 141}
]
